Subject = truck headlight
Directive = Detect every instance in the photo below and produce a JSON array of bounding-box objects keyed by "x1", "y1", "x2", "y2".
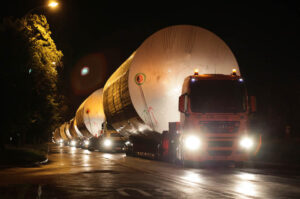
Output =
[
  {"x1": 103, "y1": 139, "x2": 112, "y2": 147},
  {"x1": 70, "y1": 140, "x2": 76, "y2": 147},
  {"x1": 125, "y1": 141, "x2": 131, "y2": 146},
  {"x1": 239, "y1": 137, "x2": 253, "y2": 149},
  {"x1": 84, "y1": 140, "x2": 89, "y2": 146},
  {"x1": 184, "y1": 135, "x2": 201, "y2": 150}
]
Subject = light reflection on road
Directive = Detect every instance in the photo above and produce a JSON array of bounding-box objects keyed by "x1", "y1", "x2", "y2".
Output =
[
  {"x1": 181, "y1": 171, "x2": 203, "y2": 184},
  {"x1": 82, "y1": 154, "x2": 90, "y2": 167},
  {"x1": 0, "y1": 144, "x2": 299, "y2": 198},
  {"x1": 234, "y1": 172, "x2": 257, "y2": 197},
  {"x1": 237, "y1": 173, "x2": 256, "y2": 181},
  {"x1": 70, "y1": 147, "x2": 77, "y2": 154},
  {"x1": 83, "y1": 149, "x2": 91, "y2": 154},
  {"x1": 235, "y1": 180, "x2": 256, "y2": 196},
  {"x1": 103, "y1": 153, "x2": 113, "y2": 159}
]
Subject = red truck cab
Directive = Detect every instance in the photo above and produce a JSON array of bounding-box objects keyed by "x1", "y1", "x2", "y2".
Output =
[{"x1": 177, "y1": 70, "x2": 261, "y2": 165}]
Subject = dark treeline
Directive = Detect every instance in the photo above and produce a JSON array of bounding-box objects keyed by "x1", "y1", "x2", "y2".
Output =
[{"x1": 0, "y1": 14, "x2": 66, "y2": 148}]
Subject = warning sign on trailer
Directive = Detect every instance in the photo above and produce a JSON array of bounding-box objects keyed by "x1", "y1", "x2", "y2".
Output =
[{"x1": 135, "y1": 73, "x2": 146, "y2": 85}]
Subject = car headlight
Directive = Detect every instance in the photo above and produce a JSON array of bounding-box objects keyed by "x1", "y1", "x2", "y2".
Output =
[
  {"x1": 70, "y1": 140, "x2": 76, "y2": 146},
  {"x1": 239, "y1": 137, "x2": 253, "y2": 149},
  {"x1": 84, "y1": 140, "x2": 89, "y2": 146},
  {"x1": 103, "y1": 139, "x2": 112, "y2": 147},
  {"x1": 184, "y1": 135, "x2": 201, "y2": 150}
]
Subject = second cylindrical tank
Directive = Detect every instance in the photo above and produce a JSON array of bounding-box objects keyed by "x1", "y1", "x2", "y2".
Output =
[{"x1": 75, "y1": 88, "x2": 105, "y2": 138}]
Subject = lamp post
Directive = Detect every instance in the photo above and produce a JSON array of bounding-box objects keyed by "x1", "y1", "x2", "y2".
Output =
[
  {"x1": 24, "y1": 1, "x2": 59, "y2": 19},
  {"x1": 48, "y1": 1, "x2": 59, "y2": 8}
]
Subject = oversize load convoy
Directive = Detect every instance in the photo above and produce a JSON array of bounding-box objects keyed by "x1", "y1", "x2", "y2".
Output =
[{"x1": 54, "y1": 25, "x2": 261, "y2": 165}]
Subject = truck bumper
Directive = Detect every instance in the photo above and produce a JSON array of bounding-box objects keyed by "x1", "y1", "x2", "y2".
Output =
[
  {"x1": 182, "y1": 134, "x2": 262, "y2": 163},
  {"x1": 183, "y1": 150, "x2": 249, "y2": 163}
]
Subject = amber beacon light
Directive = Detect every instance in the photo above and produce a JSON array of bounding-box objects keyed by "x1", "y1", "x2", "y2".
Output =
[
  {"x1": 232, "y1": 68, "x2": 237, "y2": 76},
  {"x1": 194, "y1": 69, "x2": 199, "y2": 75}
]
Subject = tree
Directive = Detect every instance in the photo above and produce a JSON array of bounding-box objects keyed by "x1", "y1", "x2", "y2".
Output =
[{"x1": 0, "y1": 14, "x2": 63, "y2": 146}]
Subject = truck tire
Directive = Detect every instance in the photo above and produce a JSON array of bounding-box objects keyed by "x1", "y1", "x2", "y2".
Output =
[
  {"x1": 174, "y1": 158, "x2": 183, "y2": 166},
  {"x1": 88, "y1": 146, "x2": 95, "y2": 151},
  {"x1": 125, "y1": 145, "x2": 134, "y2": 156}
]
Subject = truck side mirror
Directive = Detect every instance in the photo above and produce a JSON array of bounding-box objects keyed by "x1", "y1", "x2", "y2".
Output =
[
  {"x1": 250, "y1": 96, "x2": 256, "y2": 113},
  {"x1": 179, "y1": 94, "x2": 188, "y2": 113}
]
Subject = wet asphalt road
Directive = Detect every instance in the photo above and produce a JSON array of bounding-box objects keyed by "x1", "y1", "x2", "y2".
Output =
[{"x1": 0, "y1": 144, "x2": 299, "y2": 199}]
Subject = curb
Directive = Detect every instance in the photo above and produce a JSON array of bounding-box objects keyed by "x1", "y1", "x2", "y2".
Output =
[
  {"x1": 33, "y1": 158, "x2": 49, "y2": 166},
  {"x1": 0, "y1": 158, "x2": 49, "y2": 169}
]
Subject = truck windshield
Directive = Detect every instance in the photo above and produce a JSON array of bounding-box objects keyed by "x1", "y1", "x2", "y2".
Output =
[{"x1": 190, "y1": 80, "x2": 246, "y2": 113}]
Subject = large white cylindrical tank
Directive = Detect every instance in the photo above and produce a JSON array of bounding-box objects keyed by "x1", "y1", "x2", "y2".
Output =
[
  {"x1": 103, "y1": 25, "x2": 240, "y2": 136},
  {"x1": 74, "y1": 118, "x2": 83, "y2": 138},
  {"x1": 69, "y1": 119, "x2": 79, "y2": 140},
  {"x1": 59, "y1": 123, "x2": 69, "y2": 141},
  {"x1": 64, "y1": 122, "x2": 72, "y2": 140},
  {"x1": 53, "y1": 128, "x2": 61, "y2": 142},
  {"x1": 75, "y1": 88, "x2": 105, "y2": 138}
]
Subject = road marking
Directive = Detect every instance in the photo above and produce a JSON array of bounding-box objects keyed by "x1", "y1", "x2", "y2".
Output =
[
  {"x1": 117, "y1": 187, "x2": 152, "y2": 197},
  {"x1": 104, "y1": 156, "x2": 249, "y2": 198}
]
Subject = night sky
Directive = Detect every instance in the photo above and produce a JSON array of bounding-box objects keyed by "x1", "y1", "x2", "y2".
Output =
[{"x1": 1, "y1": 0, "x2": 300, "y2": 121}]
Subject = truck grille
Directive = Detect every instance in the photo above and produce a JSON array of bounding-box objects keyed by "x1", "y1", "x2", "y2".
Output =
[
  {"x1": 208, "y1": 140, "x2": 233, "y2": 147},
  {"x1": 199, "y1": 121, "x2": 240, "y2": 134},
  {"x1": 208, "y1": 151, "x2": 232, "y2": 156}
]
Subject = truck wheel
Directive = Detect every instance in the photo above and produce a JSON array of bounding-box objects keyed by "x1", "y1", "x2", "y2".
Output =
[
  {"x1": 88, "y1": 147, "x2": 95, "y2": 151},
  {"x1": 125, "y1": 150, "x2": 132, "y2": 156}
]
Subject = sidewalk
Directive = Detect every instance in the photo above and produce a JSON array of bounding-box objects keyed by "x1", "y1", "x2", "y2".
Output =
[{"x1": 0, "y1": 144, "x2": 49, "y2": 169}]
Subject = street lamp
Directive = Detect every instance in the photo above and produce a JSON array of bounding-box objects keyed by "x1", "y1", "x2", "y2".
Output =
[
  {"x1": 48, "y1": 1, "x2": 59, "y2": 8},
  {"x1": 25, "y1": 1, "x2": 59, "y2": 18}
]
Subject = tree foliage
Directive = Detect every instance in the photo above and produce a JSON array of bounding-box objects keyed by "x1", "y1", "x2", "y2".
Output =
[{"x1": 0, "y1": 14, "x2": 63, "y2": 145}]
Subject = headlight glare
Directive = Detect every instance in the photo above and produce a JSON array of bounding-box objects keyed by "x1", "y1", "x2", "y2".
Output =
[
  {"x1": 184, "y1": 135, "x2": 201, "y2": 150},
  {"x1": 240, "y1": 137, "x2": 253, "y2": 149},
  {"x1": 103, "y1": 139, "x2": 112, "y2": 147},
  {"x1": 70, "y1": 140, "x2": 76, "y2": 146},
  {"x1": 84, "y1": 140, "x2": 89, "y2": 146}
]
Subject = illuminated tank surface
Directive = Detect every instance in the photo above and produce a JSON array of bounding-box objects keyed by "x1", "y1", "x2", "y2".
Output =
[
  {"x1": 75, "y1": 88, "x2": 105, "y2": 138},
  {"x1": 103, "y1": 25, "x2": 240, "y2": 136},
  {"x1": 59, "y1": 123, "x2": 69, "y2": 141},
  {"x1": 73, "y1": 118, "x2": 83, "y2": 138},
  {"x1": 64, "y1": 123, "x2": 72, "y2": 140},
  {"x1": 69, "y1": 119, "x2": 80, "y2": 139},
  {"x1": 53, "y1": 128, "x2": 61, "y2": 142}
]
